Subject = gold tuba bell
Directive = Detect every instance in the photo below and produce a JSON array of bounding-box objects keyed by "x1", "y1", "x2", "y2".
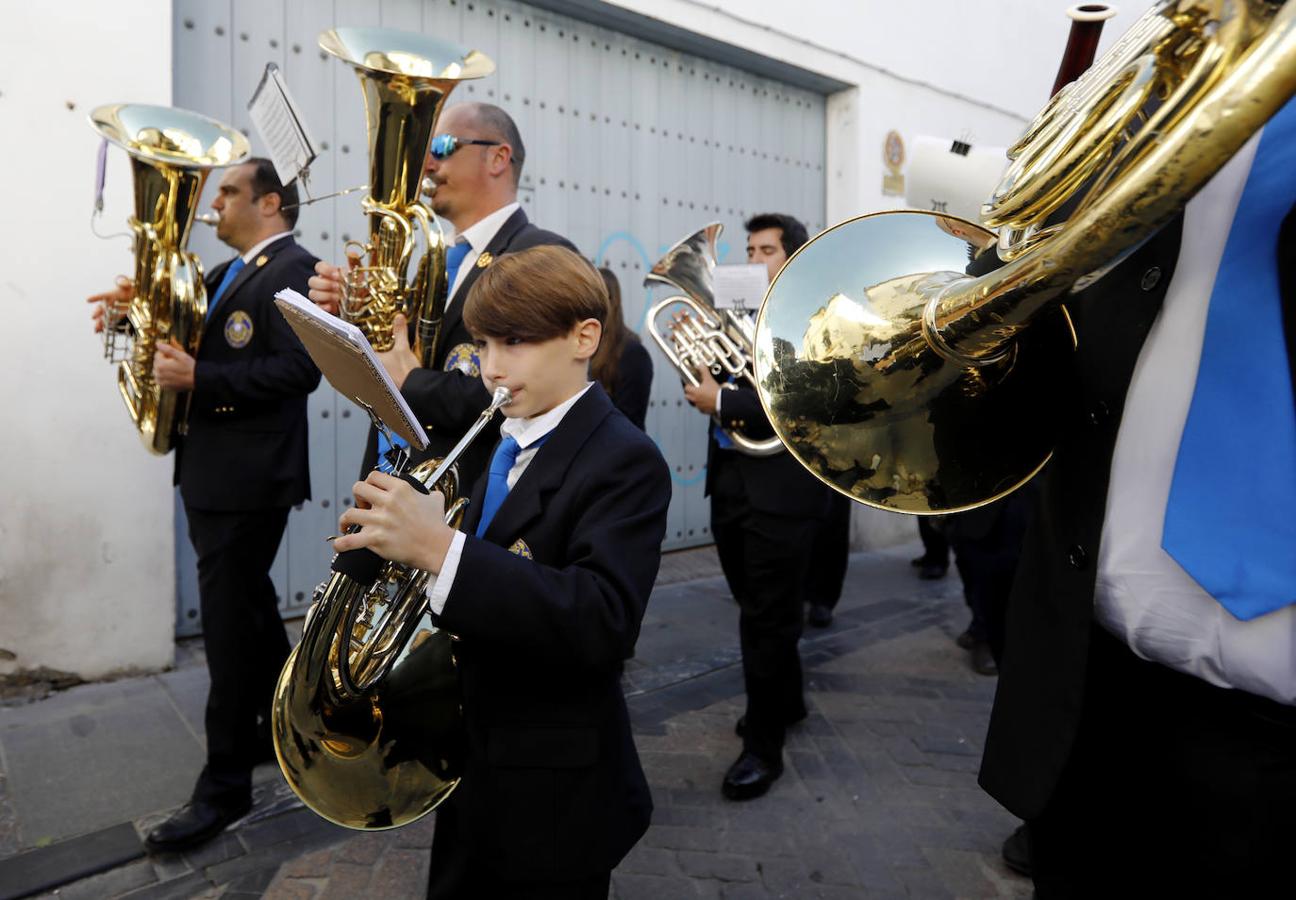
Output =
[
  {"x1": 89, "y1": 104, "x2": 250, "y2": 455},
  {"x1": 272, "y1": 387, "x2": 512, "y2": 830},
  {"x1": 320, "y1": 27, "x2": 494, "y2": 362},
  {"x1": 645, "y1": 223, "x2": 783, "y2": 457},
  {"x1": 753, "y1": 0, "x2": 1296, "y2": 514}
]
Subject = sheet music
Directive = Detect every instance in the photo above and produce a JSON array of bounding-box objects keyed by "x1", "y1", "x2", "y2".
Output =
[
  {"x1": 712, "y1": 263, "x2": 770, "y2": 313},
  {"x1": 273, "y1": 289, "x2": 428, "y2": 450},
  {"x1": 248, "y1": 63, "x2": 317, "y2": 187}
]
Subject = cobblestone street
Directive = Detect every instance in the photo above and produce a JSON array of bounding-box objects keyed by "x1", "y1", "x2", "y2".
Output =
[{"x1": 5, "y1": 544, "x2": 1031, "y2": 899}]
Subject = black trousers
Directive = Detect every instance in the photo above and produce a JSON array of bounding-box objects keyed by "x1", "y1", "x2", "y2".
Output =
[
  {"x1": 427, "y1": 797, "x2": 612, "y2": 899},
  {"x1": 185, "y1": 505, "x2": 291, "y2": 810},
  {"x1": 1030, "y1": 626, "x2": 1296, "y2": 899},
  {"x1": 710, "y1": 460, "x2": 817, "y2": 762},
  {"x1": 805, "y1": 492, "x2": 851, "y2": 612},
  {"x1": 917, "y1": 516, "x2": 948, "y2": 564}
]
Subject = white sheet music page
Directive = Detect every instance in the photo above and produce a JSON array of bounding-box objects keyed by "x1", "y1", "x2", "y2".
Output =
[
  {"x1": 247, "y1": 63, "x2": 317, "y2": 187},
  {"x1": 273, "y1": 288, "x2": 428, "y2": 450},
  {"x1": 712, "y1": 264, "x2": 770, "y2": 313}
]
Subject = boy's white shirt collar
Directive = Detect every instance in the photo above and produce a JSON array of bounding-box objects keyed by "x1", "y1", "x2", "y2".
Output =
[{"x1": 500, "y1": 382, "x2": 593, "y2": 449}]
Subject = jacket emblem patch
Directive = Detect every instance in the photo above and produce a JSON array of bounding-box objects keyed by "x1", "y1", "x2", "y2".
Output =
[
  {"x1": 508, "y1": 539, "x2": 533, "y2": 559},
  {"x1": 224, "y1": 310, "x2": 254, "y2": 349},
  {"x1": 443, "y1": 342, "x2": 480, "y2": 377}
]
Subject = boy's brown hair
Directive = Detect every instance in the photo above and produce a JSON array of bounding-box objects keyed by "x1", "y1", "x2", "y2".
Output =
[{"x1": 463, "y1": 245, "x2": 609, "y2": 341}]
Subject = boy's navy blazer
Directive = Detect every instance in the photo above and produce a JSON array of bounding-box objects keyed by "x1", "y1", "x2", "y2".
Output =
[
  {"x1": 433, "y1": 383, "x2": 670, "y2": 881},
  {"x1": 175, "y1": 235, "x2": 321, "y2": 511},
  {"x1": 360, "y1": 207, "x2": 577, "y2": 481}
]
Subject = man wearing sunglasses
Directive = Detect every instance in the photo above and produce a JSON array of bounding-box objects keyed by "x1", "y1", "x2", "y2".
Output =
[{"x1": 309, "y1": 102, "x2": 576, "y2": 487}]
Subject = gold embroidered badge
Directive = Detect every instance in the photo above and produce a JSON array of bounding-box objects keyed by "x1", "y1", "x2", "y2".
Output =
[
  {"x1": 508, "y1": 539, "x2": 533, "y2": 559},
  {"x1": 442, "y1": 342, "x2": 481, "y2": 377},
  {"x1": 476, "y1": 251, "x2": 493, "y2": 269},
  {"x1": 224, "y1": 310, "x2": 254, "y2": 349}
]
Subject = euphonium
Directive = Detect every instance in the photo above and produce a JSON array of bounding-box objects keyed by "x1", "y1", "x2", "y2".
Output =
[
  {"x1": 320, "y1": 28, "x2": 494, "y2": 362},
  {"x1": 644, "y1": 223, "x2": 782, "y2": 457},
  {"x1": 272, "y1": 387, "x2": 512, "y2": 830},
  {"x1": 754, "y1": 0, "x2": 1296, "y2": 514},
  {"x1": 89, "y1": 104, "x2": 249, "y2": 454}
]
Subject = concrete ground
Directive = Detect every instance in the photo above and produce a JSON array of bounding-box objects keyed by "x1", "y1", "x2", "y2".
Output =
[{"x1": 0, "y1": 542, "x2": 1029, "y2": 899}]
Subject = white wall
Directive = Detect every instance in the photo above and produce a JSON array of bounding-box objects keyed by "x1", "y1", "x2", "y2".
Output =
[{"x1": 0, "y1": 0, "x2": 176, "y2": 678}]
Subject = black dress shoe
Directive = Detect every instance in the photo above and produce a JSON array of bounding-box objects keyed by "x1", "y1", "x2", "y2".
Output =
[
  {"x1": 721, "y1": 751, "x2": 782, "y2": 801},
  {"x1": 144, "y1": 799, "x2": 251, "y2": 854},
  {"x1": 807, "y1": 603, "x2": 833, "y2": 628},
  {"x1": 918, "y1": 561, "x2": 948, "y2": 580},
  {"x1": 955, "y1": 628, "x2": 977, "y2": 650},
  {"x1": 971, "y1": 640, "x2": 998, "y2": 676},
  {"x1": 734, "y1": 706, "x2": 808, "y2": 737},
  {"x1": 1002, "y1": 823, "x2": 1032, "y2": 876}
]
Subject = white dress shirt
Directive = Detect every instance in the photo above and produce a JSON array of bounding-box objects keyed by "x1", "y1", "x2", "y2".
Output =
[
  {"x1": 1094, "y1": 134, "x2": 1296, "y2": 705},
  {"x1": 426, "y1": 383, "x2": 594, "y2": 615},
  {"x1": 447, "y1": 201, "x2": 521, "y2": 303},
  {"x1": 240, "y1": 230, "x2": 294, "y2": 264}
]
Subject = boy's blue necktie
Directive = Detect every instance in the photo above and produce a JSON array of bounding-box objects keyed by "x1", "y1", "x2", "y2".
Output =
[
  {"x1": 1162, "y1": 97, "x2": 1296, "y2": 621},
  {"x1": 206, "y1": 257, "x2": 245, "y2": 320},
  {"x1": 375, "y1": 239, "x2": 473, "y2": 465},
  {"x1": 475, "y1": 435, "x2": 522, "y2": 538}
]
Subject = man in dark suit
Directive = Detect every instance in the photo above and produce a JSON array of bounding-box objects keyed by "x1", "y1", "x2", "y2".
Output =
[
  {"x1": 96, "y1": 157, "x2": 320, "y2": 851},
  {"x1": 682, "y1": 214, "x2": 831, "y2": 799},
  {"x1": 309, "y1": 102, "x2": 576, "y2": 488},
  {"x1": 334, "y1": 247, "x2": 670, "y2": 897},
  {"x1": 979, "y1": 107, "x2": 1296, "y2": 897}
]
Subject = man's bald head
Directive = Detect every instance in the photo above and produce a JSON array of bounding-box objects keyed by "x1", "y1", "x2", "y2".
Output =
[{"x1": 456, "y1": 102, "x2": 526, "y2": 185}]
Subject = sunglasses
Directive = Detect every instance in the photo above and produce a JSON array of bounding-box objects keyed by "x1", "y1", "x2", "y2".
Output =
[{"x1": 429, "y1": 133, "x2": 502, "y2": 160}]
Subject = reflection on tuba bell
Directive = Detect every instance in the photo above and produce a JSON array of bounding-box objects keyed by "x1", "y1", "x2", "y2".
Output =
[
  {"x1": 644, "y1": 223, "x2": 782, "y2": 457},
  {"x1": 321, "y1": 27, "x2": 494, "y2": 364},
  {"x1": 272, "y1": 387, "x2": 512, "y2": 830},
  {"x1": 754, "y1": 0, "x2": 1296, "y2": 514},
  {"x1": 89, "y1": 104, "x2": 250, "y2": 455}
]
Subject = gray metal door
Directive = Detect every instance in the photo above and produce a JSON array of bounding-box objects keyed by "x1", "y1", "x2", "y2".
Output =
[{"x1": 172, "y1": 0, "x2": 826, "y2": 635}]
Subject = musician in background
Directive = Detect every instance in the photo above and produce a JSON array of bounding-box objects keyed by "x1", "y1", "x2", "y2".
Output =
[
  {"x1": 681, "y1": 213, "x2": 830, "y2": 799},
  {"x1": 593, "y1": 266, "x2": 653, "y2": 430},
  {"x1": 89, "y1": 158, "x2": 319, "y2": 852},
  {"x1": 308, "y1": 102, "x2": 576, "y2": 488},
  {"x1": 980, "y1": 105, "x2": 1296, "y2": 896},
  {"x1": 746, "y1": 214, "x2": 850, "y2": 629},
  {"x1": 334, "y1": 246, "x2": 670, "y2": 897}
]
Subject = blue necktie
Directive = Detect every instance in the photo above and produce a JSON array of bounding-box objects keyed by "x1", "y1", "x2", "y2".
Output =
[
  {"x1": 1162, "y1": 97, "x2": 1296, "y2": 621},
  {"x1": 475, "y1": 435, "x2": 522, "y2": 538},
  {"x1": 206, "y1": 257, "x2": 245, "y2": 320},
  {"x1": 376, "y1": 239, "x2": 473, "y2": 465},
  {"x1": 445, "y1": 238, "x2": 471, "y2": 303}
]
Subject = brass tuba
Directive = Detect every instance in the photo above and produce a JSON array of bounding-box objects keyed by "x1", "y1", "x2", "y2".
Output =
[
  {"x1": 272, "y1": 387, "x2": 512, "y2": 830},
  {"x1": 753, "y1": 0, "x2": 1296, "y2": 514},
  {"x1": 89, "y1": 104, "x2": 250, "y2": 455},
  {"x1": 645, "y1": 223, "x2": 783, "y2": 457},
  {"x1": 320, "y1": 27, "x2": 494, "y2": 362}
]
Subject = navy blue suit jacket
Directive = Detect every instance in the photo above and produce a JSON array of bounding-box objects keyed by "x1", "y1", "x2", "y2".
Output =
[
  {"x1": 176, "y1": 235, "x2": 321, "y2": 511},
  {"x1": 705, "y1": 384, "x2": 830, "y2": 518},
  {"x1": 433, "y1": 383, "x2": 670, "y2": 881}
]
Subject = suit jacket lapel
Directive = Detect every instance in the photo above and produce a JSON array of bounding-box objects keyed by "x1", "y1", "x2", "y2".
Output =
[
  {"x1": 209, "y1": 235, "x2": 294, "y2": 316},
  {"x1": 478, "y1": 385, "x2": 614, "y2": 546},
  {"x1": 437, "y1": 208, "x2": 532, "y2": 362}
]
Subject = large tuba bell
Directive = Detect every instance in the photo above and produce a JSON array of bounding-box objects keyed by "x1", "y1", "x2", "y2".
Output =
[
  {"x1": 272, "y1": 387, "x2": 512, "y2": 829},
  {"x1": 645, "y1": 223, "x2": 783, "y2": 457},
  {"x1": 754, "y1": 0, "x2": 1296, "y2": 514},
  {"x1": 321, "y1": 27, "x2": 494, "y2": 361},
  {"x1": 89, "y1": 104, "x2": 250, "y2": 454}
]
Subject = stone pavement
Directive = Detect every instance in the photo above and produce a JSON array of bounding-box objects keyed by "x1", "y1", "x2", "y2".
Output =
[{"x1": 1, "y1": 543, "x2": 1031, "y2": 899}]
